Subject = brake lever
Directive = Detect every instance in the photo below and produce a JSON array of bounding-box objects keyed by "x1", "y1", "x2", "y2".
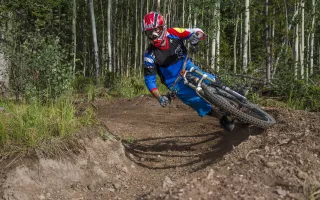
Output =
[{"x1": 166, "y1": 90, "x2": 177, "y2": 102}]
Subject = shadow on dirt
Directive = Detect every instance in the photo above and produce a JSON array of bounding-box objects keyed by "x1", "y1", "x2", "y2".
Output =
[{"x1": 123, "y1": 124, "x2": 264, "y2": 172}]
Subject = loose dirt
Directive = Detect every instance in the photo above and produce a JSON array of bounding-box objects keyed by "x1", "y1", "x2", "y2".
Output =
[{"x1": 1, "y1": 95, "x2": 320, "y2": 200}]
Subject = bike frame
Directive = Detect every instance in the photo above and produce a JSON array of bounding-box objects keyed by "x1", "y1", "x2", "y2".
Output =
[{"x1": 181, "y1": 67, "x2": 248, "y2": 101}]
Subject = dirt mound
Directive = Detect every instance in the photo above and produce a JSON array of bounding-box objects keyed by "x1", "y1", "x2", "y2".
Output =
[{"x1": 1, "y1": 95, "x2": 320, "y2": 200}]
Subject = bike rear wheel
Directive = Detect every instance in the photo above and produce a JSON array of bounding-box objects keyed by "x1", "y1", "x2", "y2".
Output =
[{"x1": 201, "y1": 84, "x2": 276, "y2": 128}]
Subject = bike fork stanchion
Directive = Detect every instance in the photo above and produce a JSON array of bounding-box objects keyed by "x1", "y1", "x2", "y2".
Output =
[{"x1": 188, "y1": 68, "x2": 248, "y2": 101}]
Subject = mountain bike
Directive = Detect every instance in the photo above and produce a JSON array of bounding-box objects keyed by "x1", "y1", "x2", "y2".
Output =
[{"x1": 167, "y1": 55, "x2": 276, "y2": 129}]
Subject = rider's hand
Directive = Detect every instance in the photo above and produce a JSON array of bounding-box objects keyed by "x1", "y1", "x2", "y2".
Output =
[
  {"x1": 158, "y1": 96, "x2": 169, "y2": 107},
  {"x1": 189, "y1": 44, "x2": 198, "y2": 53}
]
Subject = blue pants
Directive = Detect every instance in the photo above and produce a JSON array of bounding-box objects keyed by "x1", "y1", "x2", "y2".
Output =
[{"x1": 168, "y1": 60, "x2": 215, "y2": 117}]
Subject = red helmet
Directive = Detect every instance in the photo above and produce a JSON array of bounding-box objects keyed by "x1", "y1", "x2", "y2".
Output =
[
  {"x1": 142, "y1": 12, "x2": 165, "y2": 32},
  {"x1": 142, "y1": 12, "x2": 167, "y2": 48}
]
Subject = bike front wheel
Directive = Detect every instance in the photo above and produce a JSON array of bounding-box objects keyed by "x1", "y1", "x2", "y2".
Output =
[{"x1": 201, "y1": 84, "x2": 276, "y2": 129}]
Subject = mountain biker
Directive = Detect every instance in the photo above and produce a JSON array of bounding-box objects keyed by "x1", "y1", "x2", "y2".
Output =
[{"x1": 142, "y1": 11, "x2": 235, "y2": 132}]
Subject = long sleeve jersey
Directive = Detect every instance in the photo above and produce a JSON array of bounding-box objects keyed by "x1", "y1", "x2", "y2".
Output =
[{"x1": 143, "y1": 28, "x2": 205, "y2": 92}]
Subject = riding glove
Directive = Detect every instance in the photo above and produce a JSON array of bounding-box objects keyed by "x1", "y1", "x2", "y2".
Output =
[{"x1": 158, "y1": 96, "x2": 169, "y2": 107}]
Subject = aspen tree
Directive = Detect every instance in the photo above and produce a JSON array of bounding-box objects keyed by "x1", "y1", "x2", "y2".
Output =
[
  {"x1": 243, "y1": 0, "x2": 249, "y2": 73},
  {"x1": 89, "y1": 0, "x2": 100, "y2": 84}
]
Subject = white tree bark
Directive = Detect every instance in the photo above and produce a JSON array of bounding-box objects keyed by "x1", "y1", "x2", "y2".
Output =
[
  {"x1": 300, "y1": 0, "x2": 305, "y2": 79},
  {"x1": 107, "y1": 0, "x2": 112, "y2": 72},
  {"x1": 0, "y1": 50, "x2": 9, "y2": 92},
  {"x1": 99, "y1": 0, "x2": 106, "y2": 74},
  {"x1": 89, "y1": 0, "x2": 100, "y2": 83},
  {"x1": 157, "y1": 0, "x2": 161, "y2": 12},
  {"x1": 182, "y1": 0, "x2": 185, "y2": 27},
  {"x1": 294, "y1": 24, "x2": 299, "y2": 79},
  {"x1": 318, "y1": 43, "x2": 320, "y2": 72},
  {"x1": 134, "y1": 0, "x2": 138, "y2": 72},
  {"x1": 310, "y1": 0, "x2": 315, "y2": 76},
  {"x1": 216, "y1": 0, "x2": 221, "y2": 71},
  {"x1": 210, "y1": 3, "x2": 217, "y2": 70},
  {"x1": 265, "y1": 0, "x2": 271, "y2": 83},
  {"x1": 72, "y1": 0, "x2": 77, "y2": 77},
  {"x1": 140, "y1": 0, "x2": 143, "y2": 76},
  {"x1": 233, "y1": 14, "x2": 239, "y2": 73},
  {"x1": 240, "y1": 13, "x2": 243, "y2": 64},
  {"x1": 272, "y1": 7, "x2": 299, "y2": 78},
  {"x1": 188, "y1": 3, "x2": 192, "y2": 28},
  {"x1": 243, "y1": 0, "x2": 249, "y2": 72}
]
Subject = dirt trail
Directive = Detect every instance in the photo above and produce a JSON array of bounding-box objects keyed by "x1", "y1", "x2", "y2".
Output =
[{"x1": 1, "y1": 95, "x2": 320, "y2": 200}]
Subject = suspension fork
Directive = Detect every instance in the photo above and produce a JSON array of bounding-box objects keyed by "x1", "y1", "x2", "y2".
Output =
[{"x1": 182, "y1": 67, "x2": 247, "y2": 101}]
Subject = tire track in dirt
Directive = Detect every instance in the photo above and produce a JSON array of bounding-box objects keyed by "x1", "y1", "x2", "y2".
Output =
[{"x1": 1, "y1": 96, "x2": 319, "y2": 200}]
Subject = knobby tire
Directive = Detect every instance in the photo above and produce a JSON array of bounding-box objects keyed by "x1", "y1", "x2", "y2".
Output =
[{"x1": 201, "y1": 84, "x2": 276, "y2": 129}]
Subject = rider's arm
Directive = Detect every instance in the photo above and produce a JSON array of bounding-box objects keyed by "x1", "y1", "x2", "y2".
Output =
[
  {"x1": 167, "y1": 28, "x2": 206, "y2": 41},
  {"x1": 144, "y1": 74, "x2": 161, "y2": 99},
  {"x1": 144, "y1": 49, "x2": 161, "y2": 100}
]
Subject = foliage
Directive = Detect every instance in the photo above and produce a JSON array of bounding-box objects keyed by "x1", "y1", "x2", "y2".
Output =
[
  {"x1": 107, "y1": 75, "x2": 166, "y2": 98},
  {"x1": 2, "y1": 35, "x2": 73, "y2": 101},
  {"x1": 0, "y1": 96, "x2": 94, "y2": 155},
  {"x1": 272, "y1": 72, "x2": 320, "y2": 111},
  {"x1": 214, "y1": 68, "x2": 320, "y2": 111},
  {"x1": 24, "y1": 37, "x2": 73, "y2": 100},
  {"x1": 0, "y1": 0, "x2": 319, "y2": 109},
  {"x1": 71, "y1": 75, "x2": 95, "y2": 94}
]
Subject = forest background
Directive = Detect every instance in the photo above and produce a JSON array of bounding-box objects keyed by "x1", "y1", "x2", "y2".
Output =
[{"x1": 0, "y1": 0, "x2": 320, "y2": 154}]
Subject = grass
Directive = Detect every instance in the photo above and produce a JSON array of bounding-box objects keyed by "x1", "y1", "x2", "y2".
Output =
[
  {"x1": 108, "y1": 75, "x2": 167, "y2": 98},
  {"x1": 308, "y1": 186, "x2": 320, "y2": 200},
  {"x1": 0, "y1": 96, "x2": 95, "y2": 157},
  {"x1": 0, "y1": 75, "x2": 168, "y2": 158}
]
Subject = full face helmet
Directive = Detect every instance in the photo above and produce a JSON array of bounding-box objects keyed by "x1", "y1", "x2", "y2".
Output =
[{"x1": 142, "y1": 12, "x2": 167, "y2": 48}]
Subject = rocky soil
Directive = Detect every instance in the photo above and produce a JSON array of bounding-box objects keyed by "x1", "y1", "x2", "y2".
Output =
[{"x1": 1, "y1": 95, "x2": 320, "y2": 200}]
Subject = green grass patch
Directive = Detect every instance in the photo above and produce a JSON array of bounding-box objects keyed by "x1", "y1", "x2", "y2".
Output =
[
  {"x1": 0, "y1": 96, "x2": 94, "y2": 157},
  {"x1": 107, "y1": 75, "x2": 167, "y2": 98}
]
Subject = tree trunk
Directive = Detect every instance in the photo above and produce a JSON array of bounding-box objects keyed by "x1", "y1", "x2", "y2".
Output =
[
  {"x1": 283, "y1": 0, "x2": 289, "y2": 67},
  {"x1": 310, "y1": 0, "x2": 315, "y2": 76},
  {"x1": 233, "y1": 14, "x2": 239, "y2": 73},
  {"x1": 107, "y1": 0, "x2": 112, "y2": 72},
  {"x1": 182, "y1": 0, "x2": 185, "y2": 27},
  {"x1": 210, "y1": 4, "x2": 217, "y2": 70},
  {"x1": 0, "y1": 51, "x2": 9, "y2": 92},
  {"x1": 318, "y1": 42, "x2": 320, "y2": 72},
  {"x1": 134, "y1": 0, "x2": 138, "y2": 73},
  {"x1": 89, "y1": 0, "x2": 100, "y2": 84},
  {"x1": 265, "y1": 0, "x2": 271, "y2": 83},
  {"x1": 216, "y1": 0, "x2": 220, "y2": 71},
  {"x1": 113, "y1": 0, "x2": 119, "y2": 74},
  {"x1": 243, "y1": 0, "x2": 249, "y2": 73},
  {"x1": 140, "y1": 0, "x2": 144, "y2": 76},
  {"x1": 156, "y1": 0, "x2": 161, "y2": 12},
  {"x1": 100, "y1": 0, "x2": 106, "y2": 74},
  {"x1": 72, "y1": 0, "x2": 77, "y2": 77},
  {"x1": 240, "y1": 13, "x2": 243, "y2": 66},
  {"x1": 300, "y1": 0, "x2": 305, "y2": 80},
  {"x1": 272, "y1": 7, "x2": 299, "y2": 78},
  {"x1": 294, "y1": 24, "x2": 299, "y2": 79}
]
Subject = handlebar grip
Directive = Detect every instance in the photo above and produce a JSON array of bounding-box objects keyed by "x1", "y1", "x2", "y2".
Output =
[{"x1": 166, "y1": 91, "x2": 177, "y2": 102}]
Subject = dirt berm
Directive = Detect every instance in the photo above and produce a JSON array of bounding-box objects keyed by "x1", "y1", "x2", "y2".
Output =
[{"x1": 1, "y1": 95, "x2": 320, "y2": 200}]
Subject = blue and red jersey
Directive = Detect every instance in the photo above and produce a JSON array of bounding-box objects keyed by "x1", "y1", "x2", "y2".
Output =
[{"x1": 144, "y1": 28, "x2": 205, "y2": 92}]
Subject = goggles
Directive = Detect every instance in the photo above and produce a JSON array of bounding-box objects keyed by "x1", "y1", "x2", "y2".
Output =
[{"x1": 144, "y1": 27, "x2": 164, "y2": 40}]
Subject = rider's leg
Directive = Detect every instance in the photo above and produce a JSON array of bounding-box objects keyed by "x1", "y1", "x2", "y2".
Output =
[
  {"x1": 207, "y1": 108, "x2": 235, "y2": 132},
  {"x1": 174, "y1": 81, "x2": 235, "y2": 132},
  {"x1": 174, "y1": 80, "x2": 212, "y2": 117},
  {"x1": 185, "y1": 61, "x2": 234, "y2": 132}
]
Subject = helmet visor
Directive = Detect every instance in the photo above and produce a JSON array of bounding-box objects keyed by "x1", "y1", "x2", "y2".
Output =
[{"x1": 144, "y1": 27, "x2": 164, "y2": 40}]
